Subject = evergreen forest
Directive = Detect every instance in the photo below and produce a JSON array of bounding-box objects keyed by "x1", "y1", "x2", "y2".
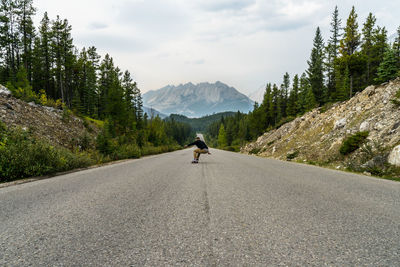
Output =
[
  {"x1": 0, "y1": 0, "x2": 194, "y2": 180},
  {"x1": 206, "y1": 6, "x2": 400, "y2": 151}
]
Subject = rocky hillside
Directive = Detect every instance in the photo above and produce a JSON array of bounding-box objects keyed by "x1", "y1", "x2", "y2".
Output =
[
  {"x1": 143, "y1": 81, "x2": 254, "y2": 117},
  {"x1": 242, "y1": 78, "x2": 400, "y2": 176},
  {"x1": 0, "y1": 85, "x2": 99, "y2": 149}
]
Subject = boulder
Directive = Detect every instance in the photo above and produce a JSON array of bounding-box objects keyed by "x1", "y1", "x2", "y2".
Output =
[
  {"x1": 388, "y1": 145, "x2": 400, "y2": 167},
  {"x1": 359, "y1": 121, "x2": 369, "y2": 132},
  {"x1": 361, "y1": 155, "x2": 387, "y2": 169},
  {"x1": 0, "y1": 85, "x2": 11, "y2": 96},
  {"x1": 334, "y1": 118, "x2": 346, "y2": 129}
]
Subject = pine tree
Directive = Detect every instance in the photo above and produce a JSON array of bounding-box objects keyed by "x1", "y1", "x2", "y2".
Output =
[
  {"x1": 336, "y1": 65, "x2": 350, "y2": 101},
  {"x1": 0, "y1": 0, "x2": 21, "y2": 82},
  {"x1": 269, "y1": 84, "x2": 280, "y2": 125},
  {"x1": 31, "y1": 36, "x2": 42, "y2": 91},
  {"x1": 50, "y1": 16, "x2": 74, "y2": 103},
  {"x1": 135, "y1": 87, "x2": 143, "y2": 127},
  {"x1": 326, "y1": 6, "x2": 341, "y2": 100},
  {"x1": 307, "y1": 27, "x2": 325, "y2": 105},
  {"x1": 361, "y1": 13, "x2": 376, "y2": 85},
  {"x1": 298, "y1": 73, "x2": 310, "y2": 113},
  {"x1": 36, "y1": 12, "x2": 53, "y2": 96},
  {"x1": 122, "y1": 70, "x2": 137, "y2": 127},
  {"x1": 17, "y1": 0, "x2": 35, "y2": 82},
  {"x1": 281, "y1": 72, "x2": 290, "y2": 117},
  {"x1": 340, "y1": 6, "x2": 361, "y2": 56},
  {"x1": 261, "y1": 83, "x2": 272, "y2": 127},
  {"x1": 217, "y1": 124, "x2": 227, "y2": 148},
  {"x1": 86, "y1": 46, "x2": 100, "y2": 116},
  {"x1": 338, "y1": 6, "x2": 363, "y2": 97},
  {"x1": 375, "y1": 47, "x2": 398, "y2": 83},
  {"x1": 98, "y1": 54, "x2": 114, "y2": 118},
  {"x1": 238, "y1": 117, "x2": 250, "y2": 142},
  {"x1": 71, "y1": 87, "x2": 83, "y2": 114},
  {"x1": 370, "y1": 26, "x2": 388, "y2": 82},
  {"x1": 304, "y1": 85, "x2": 317, "y2": 111},
  {"x1": 287, "y1": 74, "x2": 299, "y2": 116},
  {"x1": 105, "y1": 68, "x2": 127, "y2": 134}
]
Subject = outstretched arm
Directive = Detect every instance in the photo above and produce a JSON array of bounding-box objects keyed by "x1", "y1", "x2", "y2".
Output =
[{"x1": 185, "y1": 142, "x2": 196, "y2": 148}]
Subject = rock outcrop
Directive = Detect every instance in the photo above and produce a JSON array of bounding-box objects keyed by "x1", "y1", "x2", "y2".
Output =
[
  {"x1": 241, "y1": 78, "x2": 400, "y2": 173},
  {"x1": 0, "y1": 88, "x2": 99, "y2": 149},
  {"x1": 388, "y1": 145, "x2": 400, "y2": 167}
]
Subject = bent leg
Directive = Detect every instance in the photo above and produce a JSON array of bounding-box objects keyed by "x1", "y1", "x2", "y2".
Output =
[{"x1": 193, "y1": 148, "x2": 201, "y2": 160}]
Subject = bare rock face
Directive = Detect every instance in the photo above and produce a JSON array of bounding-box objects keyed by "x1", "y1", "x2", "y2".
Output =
[
  {"x1": 388, "y1": 145, "x2": 400, "y2": 167},
  {"x1": 241, "y1": 78, "x2": 400, "y2": 171}
]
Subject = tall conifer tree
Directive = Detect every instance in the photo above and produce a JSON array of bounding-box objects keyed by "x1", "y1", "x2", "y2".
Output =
[
  {"x1": 307, "y1": 27, "x2": 325, "y2": 106},
  {"x1": 339, "y1": 6, "x2": 362, "y2": 97},
  {"x1": 340, "y1": 6, "x2": 361, "y2": 56},
  {"x1": 375, "y1": 47, "x2": 398, "y2": 83},
  {"x1": 287, "y1": 74, "x2": 299, "y2": 117},
  {"x1": 326, "y1": 6, "x2": 341, "y2": 100},
  {"x1": 17, "y1": 0, "x2": 35, "y2": 82},
  {"x1": 361, "y1": 13, "x2": 376, "y2": 85}
]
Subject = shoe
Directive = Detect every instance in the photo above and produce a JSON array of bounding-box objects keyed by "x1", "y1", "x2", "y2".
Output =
[{"x1": 191, "y1": 160, "x2": 199, "y2": 164}]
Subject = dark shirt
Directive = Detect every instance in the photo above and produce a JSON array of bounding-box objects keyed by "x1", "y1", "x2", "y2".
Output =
[{"x1": 187, "y1": 140, "x2": 208, "y2": 149}]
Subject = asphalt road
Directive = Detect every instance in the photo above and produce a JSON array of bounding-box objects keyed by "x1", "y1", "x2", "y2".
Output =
[{"x1": 1, "y1": 149, "x2": 399, "y2": 266}]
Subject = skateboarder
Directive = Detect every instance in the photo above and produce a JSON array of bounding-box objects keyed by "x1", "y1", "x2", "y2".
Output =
[{"x1": 185, "y1": 137, "x2": 210, "y2": 163}]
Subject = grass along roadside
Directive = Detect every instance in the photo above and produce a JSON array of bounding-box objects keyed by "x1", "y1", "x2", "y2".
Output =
[{"x1": 0, "y1": 121, "x2": 182, "y2": 183}]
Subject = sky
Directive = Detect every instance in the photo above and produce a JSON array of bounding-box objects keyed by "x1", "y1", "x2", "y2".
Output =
[{"x1": 33, "y1": 0, "x2": 400, "y2": 96}]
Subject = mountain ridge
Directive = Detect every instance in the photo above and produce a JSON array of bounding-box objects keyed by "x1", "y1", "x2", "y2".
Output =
[{"x1": 143, "y1": 81, "x2": 254, "y2": 117}]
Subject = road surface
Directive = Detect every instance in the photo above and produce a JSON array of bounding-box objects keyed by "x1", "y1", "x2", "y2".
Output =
[{"x1": 1, "y1": 149, "x2": 399, "y2": 266}]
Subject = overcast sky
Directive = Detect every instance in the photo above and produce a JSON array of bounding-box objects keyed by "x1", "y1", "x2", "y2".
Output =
[{"x1": 33, "y1": 0, "x2": 400, "y2": 95}]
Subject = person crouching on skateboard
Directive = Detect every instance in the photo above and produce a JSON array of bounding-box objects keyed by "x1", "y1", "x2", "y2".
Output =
[{"x1": 185, "y1": 137, "x2": 210, "y2": 163}]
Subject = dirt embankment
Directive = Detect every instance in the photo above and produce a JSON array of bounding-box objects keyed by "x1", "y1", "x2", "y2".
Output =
[
  {"x1": 0, "y1": 86, "x2": 99, "y2": 149},
  {"x1": 241, "y1": 78, "x2": 400, "y2": 175}
]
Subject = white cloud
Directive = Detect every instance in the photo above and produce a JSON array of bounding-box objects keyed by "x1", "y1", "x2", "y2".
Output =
[
  {"x1": 33, "y1": 0, "x2": 400, "y2": 95},
  {"x1": 88, "y1": 22, "x2": 108, "y2": 31}
]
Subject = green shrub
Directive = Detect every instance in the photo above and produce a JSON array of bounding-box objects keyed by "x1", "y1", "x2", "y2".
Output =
[
  {"x1": 275, "y1": 116, "x2": 295, "y2": 129},
  {"x1": 286, "y1": 151, "x2": 299, "y2": 160},
  {"x1": 320, "y1": 102, "x2": 334, "y2": 113},
  {"x1": 391, "y1": 88, "x2": 400, "y2": 107},
  {"x1": 61, "y1": 107, "x2": 72, "y2": 122},
  {"x1": 79, "y1": 133, "x2": 93, "y2": 151},
  {"x1": 141, "y1": 145, "x2": 178, "y2": 156},
  {"x1": 249, "y1": 147, "x2": 261, "y2": 154},
  {"x1": 224, "y1": 146, "x2": 240, "y2": 152},
  {"x1": 339, "y1": 131, "x2": 369, "y2": 155},
  {"x1": 0, "y1": 127, "x2": 93, "y2": 182},
  {"x1": 113, "y1": 143, "x2": 141, "y2": 160}
]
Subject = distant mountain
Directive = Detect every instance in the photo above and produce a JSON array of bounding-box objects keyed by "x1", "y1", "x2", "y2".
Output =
[
  {"x1": 248, "y1": 86, "x2": 265, "y2": 103},
  {"x1": 167, "y1": 112, "x2": 236, "y2": 132},
  {"x1": 143, "y1": 81, "x2": 254, "y2": 117},
  {"x1": 142, "y1": 106, "x2": 167, "y2": 119}
]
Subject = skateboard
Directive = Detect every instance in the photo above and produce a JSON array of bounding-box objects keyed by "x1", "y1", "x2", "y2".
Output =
[{"x1": 191, "y1": 160, "x2": 199, "y2": 164}]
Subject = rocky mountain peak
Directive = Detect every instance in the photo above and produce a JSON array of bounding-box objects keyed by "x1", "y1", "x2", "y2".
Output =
[{"x1": 143, "y1": 81, "x2": 254, "y2": 117}]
